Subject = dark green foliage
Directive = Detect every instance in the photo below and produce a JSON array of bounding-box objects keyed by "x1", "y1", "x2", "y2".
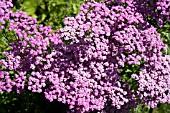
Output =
[
  {"x1": 12, "y1": 0, "x2": 84, "y2": 29},
  {"x1": 119, "y1": 63, "x2": 141, "y2": 91},
  {"x1": 0, "y1": 23, "x2": 18, "y2": 59},
  {"x1": 131, "y1": 103, "x2": 170, "y2": 113},
  {"x1": 0, "y1": 91, "x2": 69, "y2": 113},
  {"x1": 158, "y1": 23, "x2": 170, "y2": 54}
]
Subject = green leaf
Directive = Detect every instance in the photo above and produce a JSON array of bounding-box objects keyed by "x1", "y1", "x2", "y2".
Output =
[
  {"x1": 73, "y1": 4, "x2": 78, "y2": 14},
  {"x1": 23, "y1": 0, "x2": 37, "y2": 16},
  {"x1": 164, "y1": 24, "x2": 170, "y2": 28},
  {"x1": 9, "y1": 71, "x2": 15, "y2": 74},
  {"x1": 125, "y1": 69, "x2": 132, "y2": 73}
]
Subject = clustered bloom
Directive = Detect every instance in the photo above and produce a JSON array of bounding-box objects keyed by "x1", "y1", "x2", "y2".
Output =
[
  {"x1": 136, "y1": 55, "x2": 170, "y2": 108},
  {"x1": 105, "y1": 0, "x2": 170, "y2": 27},
  {"x1": 0, "y1": 0, "x2": 170, "y2": 113},
  {"x1": 0, "y1": 0, "x2": 13, "y2": 29},
  {"x1": 0, "y1": 8, "x2": 62, "y2": 94}
]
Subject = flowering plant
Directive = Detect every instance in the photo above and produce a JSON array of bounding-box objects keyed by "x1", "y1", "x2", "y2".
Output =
[{"x1": 0, "y1": 0, "x2": 170, "y2": 113}]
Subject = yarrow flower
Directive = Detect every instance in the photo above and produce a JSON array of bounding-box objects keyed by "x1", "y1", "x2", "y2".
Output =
[
  {"x1": 0, "y1": 0, "x2": 170, "y2": 113},
  {"x1": 105, "y1": 0, "x2": 170, "y2": 27},
  {"x1": 0, "y1": 0, "x2": 13, "y2": 29}
]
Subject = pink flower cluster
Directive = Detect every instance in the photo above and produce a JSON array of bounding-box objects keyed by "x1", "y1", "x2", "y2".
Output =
[
  {"x1": 0, "y1": 0, "x2": 13, "y2": 29},
  {"x1": 0, "y1": 0, "x2": 170, "y2": 113},
  {"x1": 105, "y1": 0, "x2": 170, "y2": 27}
]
